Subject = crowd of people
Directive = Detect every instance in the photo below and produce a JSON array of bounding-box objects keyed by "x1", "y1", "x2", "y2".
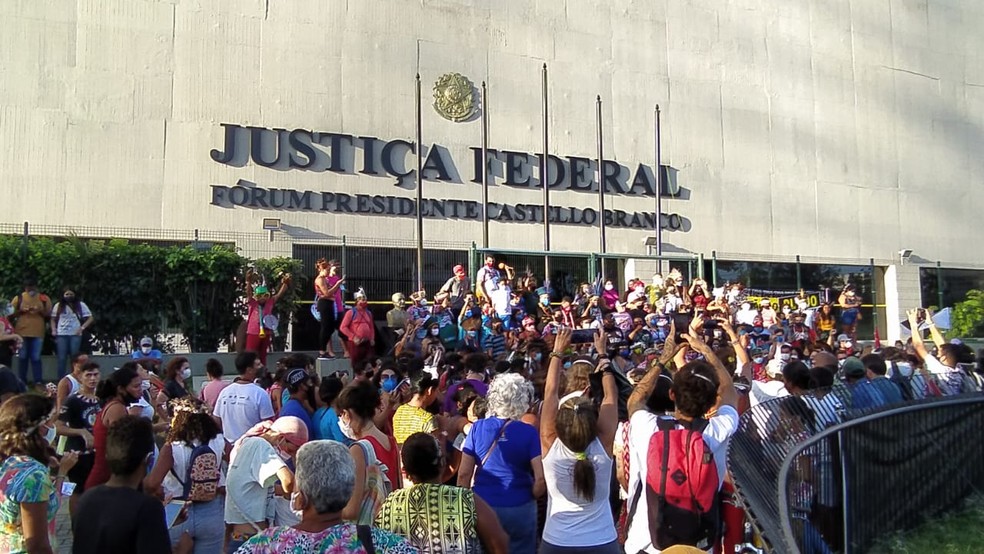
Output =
[{"x1": 0, "y1": 257, "x2": 978, "y2": 554}]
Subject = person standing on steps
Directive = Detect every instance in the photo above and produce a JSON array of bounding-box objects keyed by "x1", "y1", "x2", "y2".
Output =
[{"x1": 314, "y1": 259, "x2": 346, "y2": 359}]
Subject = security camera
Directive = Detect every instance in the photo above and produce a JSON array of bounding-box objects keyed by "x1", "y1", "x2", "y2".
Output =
[{"x1": 898, "y1": 249, "x2": 913, "y2": 264}]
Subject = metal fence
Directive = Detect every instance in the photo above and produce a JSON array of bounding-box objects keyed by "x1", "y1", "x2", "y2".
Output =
[{"x1": 730, "y1": 375, "x2": 984, "y2": 553}]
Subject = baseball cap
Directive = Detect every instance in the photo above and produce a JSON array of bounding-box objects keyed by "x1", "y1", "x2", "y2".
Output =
[
  {"x1": 453, "y1": 265, "x2": 465, "y2": 275},
  {"x1": 285, "y1": 368, "x2": 311, "y2": 388},
  {"x1": 139, "y1": 336, "x2": 153, "y2": 347},
  {"x1": 254, "y1": 285, "x2": 269, "y2": 295},
  {"x1": 837, "y1": 334, "x2": 851, "y2": 343},
  {"x1": 842, "y1": 357, "x2": 866, "y2": 378}
]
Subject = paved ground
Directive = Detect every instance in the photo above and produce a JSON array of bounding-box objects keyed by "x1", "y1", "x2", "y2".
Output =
[{"x1": 55, "y1": 502, "x2": 72, "y2": 553}]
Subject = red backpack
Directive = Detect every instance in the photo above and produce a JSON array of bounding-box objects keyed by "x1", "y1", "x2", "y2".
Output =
[{"x1": 630, "y1": 417, "x2": 720, "y2": 550}]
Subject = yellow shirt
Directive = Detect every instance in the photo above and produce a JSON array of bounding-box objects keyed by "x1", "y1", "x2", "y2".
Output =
[{"x1": 392, "y1": 404, "x2": 437, "y2": 445}]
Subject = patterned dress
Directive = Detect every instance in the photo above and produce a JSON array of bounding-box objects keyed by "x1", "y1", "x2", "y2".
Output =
[
  {"x1": 375, "y1": 483, "x2": 481, "y2": 554},
  {"x1": 0, "y1": 456, "x2": 59, "y2": 553},
  {"x1": 236, "y1": 522, "x2": 418, "y2": 553}
]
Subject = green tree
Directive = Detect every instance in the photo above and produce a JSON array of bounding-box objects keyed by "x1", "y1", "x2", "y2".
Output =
[
  {"x1": 951, "y1": 289, "x2": 984, "y2": 338},
  {"x1": 163, "y1": 245, "x2": 247, "y2": 352}
]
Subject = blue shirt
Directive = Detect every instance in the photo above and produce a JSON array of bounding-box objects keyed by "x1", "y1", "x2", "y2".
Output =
[
  {"x1": 311, "y1": 407, "x2": 351, "y2": 445},
  {"x1": 463, "y1": 416, "x2": 541, "y2": 507},
  {"x1": 279, "y1": 399, "x2": 314, "y2": 439},
  {"x1": 848, "y1": 380, "x2": 887, "y2": 411}
]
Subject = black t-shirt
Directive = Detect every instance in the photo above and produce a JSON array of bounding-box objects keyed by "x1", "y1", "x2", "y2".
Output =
[
  {"x1": 72, "y1": 485, "x2": 170, "y2": 554},
  {"x1": 59, "y1": 394, "x2": 100, "y2": 453},
  {"x1": 163, "y1": 379, "x2": 189, "y2": 401}
]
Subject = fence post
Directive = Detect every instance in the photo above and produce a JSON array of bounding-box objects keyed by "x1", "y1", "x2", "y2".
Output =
[
  {"x1": 469, "y1": 243, "x2": 478, "y2": 293},
  {"x1": 839, "y1": 430, "x2": 850, "y2": 552},
  {"x1": 697, "y1": 252, "x2": 704, "y2": 279},
  {"x1": 796, "y1": 255, "x2": 802, "y2": 291},
  {"x1": 588, "y1": 254, "x2": 597, "y2": 283},
  {"x1": 711, "y1": 250, "x2": 717, "y2": 288},
  {"x1": 870, "y1": 258, "x2": 878, "y2": 340},
  {"x1": 21, "y1": 222, "x2": 28, "y2": 269},
  {"x1": 936, "y1": 261, "x2": 944, "y2": 309}
]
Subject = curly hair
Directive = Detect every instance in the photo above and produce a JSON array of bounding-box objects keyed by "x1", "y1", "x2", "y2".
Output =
[
  {"x1": 165, "y1": 398, "x2": 219, "y2": 445},
  {"x1": 487, "y1": 373, "x2": 533, "y2": 420},
  {"x1": 0, "y1": 394, "x2": 55, "y2": 464},
  {"x1": 671, "y1": 360, "x2": 720, "y2": 418}
]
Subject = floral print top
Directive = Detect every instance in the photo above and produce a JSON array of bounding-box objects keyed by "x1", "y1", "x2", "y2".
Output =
[
  {"x1": 236, "y1": 522, "x2": 419, "y2": 554},
  {"x1": 0, "y1": 455, "x2": 59, "y2": 553}
]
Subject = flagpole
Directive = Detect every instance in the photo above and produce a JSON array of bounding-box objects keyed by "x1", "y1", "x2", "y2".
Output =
[
  {"x1": 541, "y1": 63, "x2": 551, "y2": 284},
  {"x1": 596, "y1": 95, "x2": 606, "y2": 279},
  {"x1": 481, "y1": 81, "x2": 490, "y2": 250},
  {"x1": 654, "y1": 104, "x2": 663, "y2": 259},
  {"x1": 415, "y1": 74, "x2": 424, "y2": 292}
]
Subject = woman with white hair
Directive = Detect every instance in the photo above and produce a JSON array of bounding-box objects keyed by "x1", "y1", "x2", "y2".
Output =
[
  {"x1": 457, "y1": 373, "x2": 545, "y2": 554},
  {"x1": 236, "y1": 440, "x2": 416, "y2": 553}
]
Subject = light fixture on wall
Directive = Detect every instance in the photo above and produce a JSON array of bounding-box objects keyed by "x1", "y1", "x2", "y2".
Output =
[
  {"x1": 263, "y1": 218, "x2": 282, "y2": 242},
  {"x1": 898, "y1": 249, "x2": 913, "y2": 265}
]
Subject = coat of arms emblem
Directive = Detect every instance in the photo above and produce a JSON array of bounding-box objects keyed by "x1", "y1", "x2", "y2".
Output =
[{"x1": 433, "y1": 73, "x2": 477, "y2": 122}]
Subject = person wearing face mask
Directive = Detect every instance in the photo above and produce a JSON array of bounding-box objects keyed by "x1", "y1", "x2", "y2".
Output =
[
  {"x1": 278, "y1": 369, "x2": 317, "y2": 440},
  {"x1": 10, "y1": 278, "x2": 52, "y2": 387},
  {"x1": 0, "y1": 394, "x2": 79, "y2": 553},
  {"x1": 50, "y1": 287, "x2": 94, "y2": 381},
  {"x1": 442, "y1": 354, "x2": 490, "y2": 416},
  {"x1": 407, "y1": 290, "x2": 431, "y2": 323},
  {"x1": 144, "y1": 398, "x2": 226, "y2": 554},
  {"x1": 158, "y1": 357, "x2": 193, "y2": 413},
  {"x1": 130, "y1": 336, "x2": 163, "y2": 368},
  {"x1": 336, "y1": 381, "x2": 402, "y2": 523},
  {"x1": 236, "y1": 440, "x2": 415, "y2": 554},
  {"x1": 482, "y1": 317, "x2": 507, "y2": 360},
  {"x1": 244, "y1": 269, "x2": 292, "y2": 367},
  {"x1": 84, "y1": 365, "x2": 143, "y2": 490},
  {"x1": 224, "y1": 416, "x2": 308, "y2": 552},
  {"x1": 339, "y1": 289, "x2": 377, "y2": 371},
  {"x1": 311, "y1": 376, "x2": 349, "y2": 444},
  {"x1": 392, "y1": 373, "x2": 441, "y2": 447},
  {"x1": 440, "y1": 264, "x2": 472, "y2": 314},
  {"x1": 600, "y1": 279, "x2": 619, "y2": 311},
  {"x1": 55, "y1": 361, "x2": 101, "y2": 517}
]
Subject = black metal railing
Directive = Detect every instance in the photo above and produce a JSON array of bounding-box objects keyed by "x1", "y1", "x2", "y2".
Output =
[{"x1": 729, "y1": 375, "x2": 984, "y2": 553}]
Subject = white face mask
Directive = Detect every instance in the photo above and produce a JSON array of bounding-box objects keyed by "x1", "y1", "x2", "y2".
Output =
[
  {"x1": 141, "y1": 379, "x2": 151, "y2": 392},
  {"x1": 780, "y1": 353, "x2": 791, "y2": 362},
  {"x1": 181, "y1": 368, "x2": 192, "y2": 380},
  {"x1": 289, "y1": 491, "x2": 305, "y2": 519},
  {"x1": 140, "y1": 346, "x2": 151, "y2": 355},
  {"x1": 337, "y1": 416, "x2": 357, "y2": 440},
  {"x1": 43, "y1": 424, "x2": 56, "y2": 445},
  {"x1": 430, "y1": 328, "x2": 439, "y2": 336},
  {"x1": 604, "y1": 284, "x2": 614, "y2": 291},
  {"x1": 753, "y1": 356, "x2": 765, "y2": 365}
]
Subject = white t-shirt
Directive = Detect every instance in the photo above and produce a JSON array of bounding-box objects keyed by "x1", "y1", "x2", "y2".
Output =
[
  {"x1": 213, "y1": 382, "x2": 275, "y2": 443},
  {"x1": 923, "y1": 355, "x2": 964, "y2": 396},
  {"x1": 542, "y1": 438, "x2": 616, "y2": 548},
  {"x1": 51, "y1": 302, "x2": 91, "y2": 336},
  {"x1": 224, "y1": 436, "x2": 286, "y2": 525},
  {"x1": 163, "y1": 436, "x2": 228, "y2": 500},
  {"x1": 625, "y1": 406, "x2": 739, "y2": 554}
]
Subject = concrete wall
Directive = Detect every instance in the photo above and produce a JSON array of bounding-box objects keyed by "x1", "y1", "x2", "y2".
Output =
[{"x1": 1, "y1": 0, "x2": 982, "y2": 265}]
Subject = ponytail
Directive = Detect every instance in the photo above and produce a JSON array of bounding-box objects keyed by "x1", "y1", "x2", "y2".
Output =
[
  {"x1": 571, "y1": 456, "x2": 597, "y2": 503},
  {"x1": 96, "y1": 366, "x2": 140, "y2": 405},
  {"x1": 555, "y1": 397, "x2": 599, "y2": 502}
]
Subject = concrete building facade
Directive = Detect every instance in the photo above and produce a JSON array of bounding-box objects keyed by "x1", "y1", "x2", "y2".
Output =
[{"x1": 2, "y1": 0, "x2": 983, "y2": 340}]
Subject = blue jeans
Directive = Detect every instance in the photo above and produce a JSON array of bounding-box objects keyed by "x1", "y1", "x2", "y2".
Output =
[
  {"x1": 17, "y1": 336, "x2": 43, "y2": 384},
  {"x1": 492, "y1": 500, "x2": 537, "y2": 554},
  {"x1": 169, "y1": 498, "x2": 225, "y2": 554},
  {"x1": 55, "y1": 335, "x2": 82, "y2": 380}
]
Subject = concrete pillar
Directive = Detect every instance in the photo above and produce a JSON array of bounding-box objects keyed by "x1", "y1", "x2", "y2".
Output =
[
  {"x1": 884, "y1": 264, "x2": 923, "y2": 342},
  {"x1": 624, "y1": 258, "x2": 661, "y2": 287}
]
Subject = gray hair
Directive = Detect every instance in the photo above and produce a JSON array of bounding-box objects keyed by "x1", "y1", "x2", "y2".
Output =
[
  {"x1": 295, "y1": 440, "x2": 355, "y2": 514},
  {"x1": 487, "y1": 373, "x2": 534, "y2": 420}
]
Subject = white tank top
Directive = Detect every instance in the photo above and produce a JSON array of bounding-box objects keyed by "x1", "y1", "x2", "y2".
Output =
[
  {"x1": 542, "y1": 437, "x2": 617, "y2": 547},
  {"x1": 65, "y1": 374, "x2": 81, "y2": 397}
]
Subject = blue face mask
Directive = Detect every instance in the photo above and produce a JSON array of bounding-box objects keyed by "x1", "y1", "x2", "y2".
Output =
[
  {"x1": 533, "y1": 352, "x2": 543, "y2": 362},
  {"x1": 563, "y1": 361, "x2": 572, "y2": 369},
  {"x1": 619, "y1": 349, "x2": 631, "y2": 358},
  {"x1": 541, "y1": 298, "x2": 550, "y2": 306},
  {"x1": 467, "y1": 330, "x2": 477, "y2": 338},
  {"x1": 381, "y1": 377, "x2": 398, "y2": 393}
]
